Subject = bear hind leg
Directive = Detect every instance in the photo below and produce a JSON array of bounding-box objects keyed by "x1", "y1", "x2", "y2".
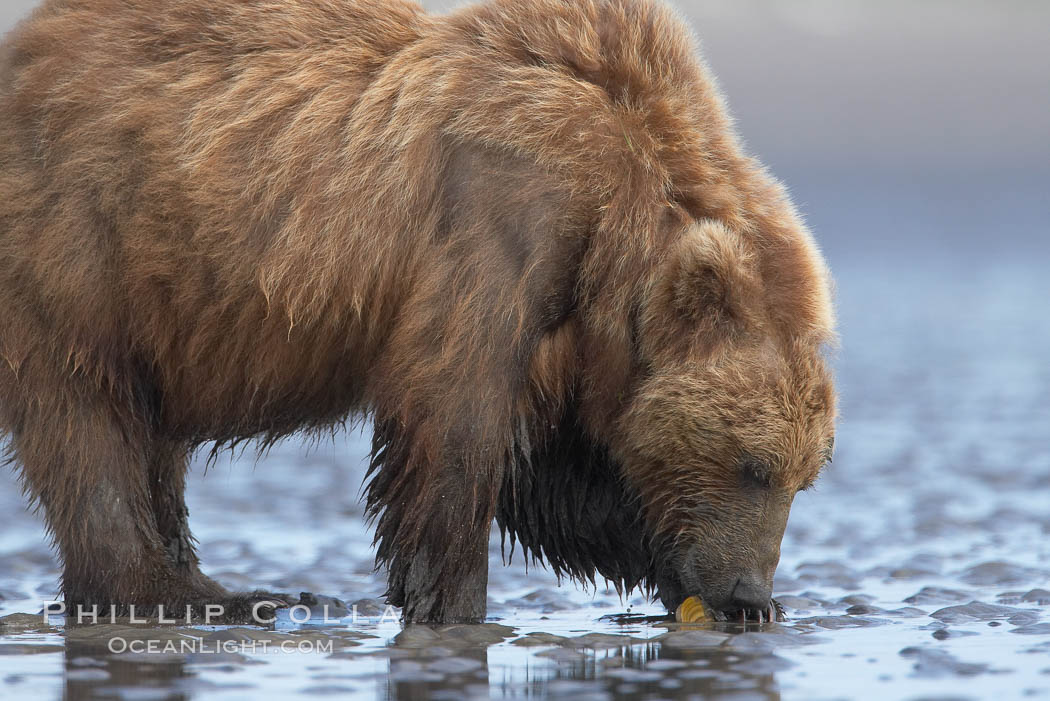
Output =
[
  {"x1": 11, "y1": 386, "x2": 282, "y2": 623},
  {"x1": 146, "y1": 439, "x2": 226, "y2": 598},
  {"x1": 12, "y1": 390, "x2": 186, "y2": 614},
  {"x1": 144, "y1": 440, "x2": 295, "y2": 621}
]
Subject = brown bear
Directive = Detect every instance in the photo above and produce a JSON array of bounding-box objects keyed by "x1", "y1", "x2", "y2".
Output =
[{"x1": 0, "y1": 0, "x2": 836, "y2": 624}]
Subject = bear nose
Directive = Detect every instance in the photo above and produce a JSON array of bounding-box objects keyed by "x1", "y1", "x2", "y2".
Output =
[{"x1": 730, "y1": 576, "x2": 772, "y2": 612}]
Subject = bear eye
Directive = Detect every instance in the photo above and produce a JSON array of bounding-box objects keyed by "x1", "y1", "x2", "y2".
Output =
[{"x1": 738, "y1": 454, "x2": 773, "y2": 489}]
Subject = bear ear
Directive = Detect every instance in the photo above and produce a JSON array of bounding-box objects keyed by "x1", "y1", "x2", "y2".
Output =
[{"x1": 661, "y1": 220, "x2": 757, "y2": 330}]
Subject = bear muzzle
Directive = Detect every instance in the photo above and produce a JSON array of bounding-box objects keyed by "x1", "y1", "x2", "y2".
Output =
[{"x1": 660, "y1": 547, "x2": 784, "y2": 623}]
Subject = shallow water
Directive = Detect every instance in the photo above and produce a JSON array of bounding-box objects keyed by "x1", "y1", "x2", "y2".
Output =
[{"x1": 2, "y1": 251, "x2": 1049, "y2": 699}]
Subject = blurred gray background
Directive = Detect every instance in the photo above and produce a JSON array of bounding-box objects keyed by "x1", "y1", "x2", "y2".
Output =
[{"x1": 4, "y1": 0, "x2": 1046, "y2": 263}]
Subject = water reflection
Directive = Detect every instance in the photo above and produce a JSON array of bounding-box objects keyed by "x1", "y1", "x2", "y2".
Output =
[
  {"x1": 51, "y1": 620, "x2": 794, "y2": 701},
  {"x1": 379, "y1": 622, "x2": 785, "y2": 701},
  {"x1": 64, "y1": 639, "x2": 189, "y2": 701},
  {"x1": 494, "y1": 644, "x2": 783, "y2": 701}
]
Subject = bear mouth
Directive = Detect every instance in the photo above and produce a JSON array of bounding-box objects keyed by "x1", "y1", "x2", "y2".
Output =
[
  {"x1": 677, "y1": 596, "x2": 786, "y2": 624},
  {"x1": 714, "y1": 599, "x2": 785, "y2": 623}
]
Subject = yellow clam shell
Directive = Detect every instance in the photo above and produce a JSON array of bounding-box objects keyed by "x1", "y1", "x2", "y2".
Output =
[{"x1": 675, "y1": 596, "x2": 712, "y2": 623}]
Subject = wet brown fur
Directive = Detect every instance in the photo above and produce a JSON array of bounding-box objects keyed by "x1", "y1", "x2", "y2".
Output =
[{"x1": 0, "y1": 0, "x2": 835, "y2": 622}]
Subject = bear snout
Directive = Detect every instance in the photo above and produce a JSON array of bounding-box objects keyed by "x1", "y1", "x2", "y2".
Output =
[
  {"x1": 728, "y1": 574, "x2": 773, "y2": 613},
  {"x1": 669, "y1": 540, "x2": 780, "y2": 622},
  {"x1": 679, "y1": 570, "x2": 778, "y2": 623}
]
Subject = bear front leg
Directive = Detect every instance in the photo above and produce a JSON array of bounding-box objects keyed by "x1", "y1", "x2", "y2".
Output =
[
  {"x1": 393, "y1": 519, "x2": 491, "y2": 624},
  {"x1": 368, "y1": 419, "x2": 499, "y2": 624}
]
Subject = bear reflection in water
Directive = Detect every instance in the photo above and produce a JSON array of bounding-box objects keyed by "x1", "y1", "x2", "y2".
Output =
[{"x1": 59, "y1": 625, "x2": 784, "y2": 701}]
